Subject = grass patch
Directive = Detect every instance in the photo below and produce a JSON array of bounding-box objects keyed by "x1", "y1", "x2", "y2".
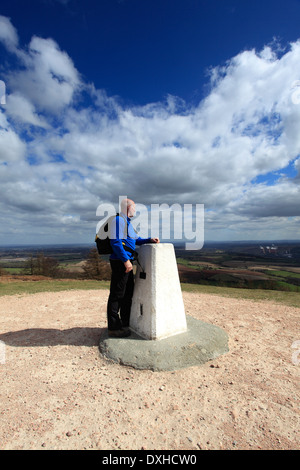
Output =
[
  {"x1": 0, "y1": 279, "x2": 109, "y2": 297},
  {"x1": 0, "y1": 277, "x2": 299, "y2": 309},
  {"x1": 181, "y1": 283, "x2": 300, "y2": 308}
]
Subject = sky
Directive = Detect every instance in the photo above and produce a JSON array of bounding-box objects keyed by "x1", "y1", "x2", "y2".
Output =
[{"x1": 1, "y1": 0, "x2": 300, "y2": 245}]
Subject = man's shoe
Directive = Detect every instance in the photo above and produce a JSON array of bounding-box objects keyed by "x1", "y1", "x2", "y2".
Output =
[{"x1": 108, "y1": 328, "x2": 131, "y2": 338}]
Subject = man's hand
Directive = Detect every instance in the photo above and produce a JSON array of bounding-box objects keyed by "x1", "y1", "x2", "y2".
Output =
[
  {"x1": 124, "y1": 260, "x2": 133, "y2": 273},
  {"x1": 150, "y1": 238, "x2": 160, "y2": 243}
]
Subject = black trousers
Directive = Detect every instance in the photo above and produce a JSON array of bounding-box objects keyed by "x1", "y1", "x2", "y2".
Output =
[{"x1": 107, "y1": 259, "x2": 134, "y2": 331}]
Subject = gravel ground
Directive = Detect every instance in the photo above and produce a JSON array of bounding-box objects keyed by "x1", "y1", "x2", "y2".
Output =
[{"x1": 0, "y1": 289, "x2": 299, "y2": 450}]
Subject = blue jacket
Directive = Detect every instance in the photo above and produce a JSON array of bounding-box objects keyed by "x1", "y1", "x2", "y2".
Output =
[{"x1": 109, "y1": 214, "x2": 151, "y2": 262}]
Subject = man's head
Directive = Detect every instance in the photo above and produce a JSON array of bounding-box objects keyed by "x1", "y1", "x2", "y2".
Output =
[{"x1": 120, "y1": 198, "x2": 136, "y2": 218}]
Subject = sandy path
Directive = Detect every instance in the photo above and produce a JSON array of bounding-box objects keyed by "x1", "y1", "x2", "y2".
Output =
[{"x1": 0, "y1": 289, "x2": 299, "y2": 450}]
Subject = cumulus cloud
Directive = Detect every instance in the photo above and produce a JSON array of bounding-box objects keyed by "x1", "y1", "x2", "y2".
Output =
[
  {"x1": 5, "y1": 93, "x2": 50, "y2": 128},
  {"x1": 0, "y1": 15, "x2": 300, "y2": 243},
  {"x1": 0, "y1": 110, "x2": 26, "y2": 162},
  {"x1": 0, "y1": 15, "x2": 18, "y2": 52},
  {"x1": 6, "y1": 36, "x2": 81, "y2": 113}
]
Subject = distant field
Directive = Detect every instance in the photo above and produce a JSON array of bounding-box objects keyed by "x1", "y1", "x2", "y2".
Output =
[
  {"x1": 2, "y1": 267, "x2": 24, "y2": 274},
  {"x1": 0, "y1": 276, "x2": 299, "y2": 308},
  {"x1": 177, "y1": 259, "x2": 300, "y2": 293},
  {"x1": 1, "y1": 243, "x2": 300, "y2": 304},
  {"x1": 268, "y1": 269, "x2": 300, "y2": 279}
]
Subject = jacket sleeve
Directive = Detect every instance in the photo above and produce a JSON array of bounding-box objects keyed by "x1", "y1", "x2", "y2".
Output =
[
  {"x1": 136, "y1": 236, "x2": 152, "y2": 246},
  {"x1": 109, "y1": 216, "x2": 130, "y2": 262}
]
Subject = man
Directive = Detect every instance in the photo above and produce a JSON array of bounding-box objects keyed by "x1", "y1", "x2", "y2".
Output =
[{"x1": 107, "y1": 198, "x2": 159, "y2": 338}]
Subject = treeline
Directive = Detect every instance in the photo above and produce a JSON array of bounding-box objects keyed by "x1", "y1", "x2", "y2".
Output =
[{"x1": 21, "y1": 248, "x2": 111, "y2": 280}]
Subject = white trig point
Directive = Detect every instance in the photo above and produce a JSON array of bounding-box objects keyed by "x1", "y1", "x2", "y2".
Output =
[{"x1": 130, "y1": 243, "x2": 187, "y2": 340}]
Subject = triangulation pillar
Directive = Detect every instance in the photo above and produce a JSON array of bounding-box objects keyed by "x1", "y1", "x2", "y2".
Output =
[{"x1": 130, "y1": 243, "x2": 187, "y2": 340}]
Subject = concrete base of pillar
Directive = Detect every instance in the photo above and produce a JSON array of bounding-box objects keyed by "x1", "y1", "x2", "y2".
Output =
[{"x1": 99, "y1": 316, "x2": 229, "y2": 372}]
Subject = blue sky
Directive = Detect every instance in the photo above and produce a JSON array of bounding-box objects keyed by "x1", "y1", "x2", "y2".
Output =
[{"x1": 1, "y1": 0, "x2": 300, "y2": 244}]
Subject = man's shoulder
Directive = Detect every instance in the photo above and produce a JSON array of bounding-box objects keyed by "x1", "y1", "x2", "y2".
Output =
[{"x1": 116, "y1": 213, "x2": 130, "y2": 225}]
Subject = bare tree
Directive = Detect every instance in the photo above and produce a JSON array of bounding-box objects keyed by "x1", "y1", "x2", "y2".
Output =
[
  {"x1": 82, "y1": 248, "x2": 111, "y2": 280},
  {"x1": 23, "y1": 252, "x2": 60, "y2": 277}
]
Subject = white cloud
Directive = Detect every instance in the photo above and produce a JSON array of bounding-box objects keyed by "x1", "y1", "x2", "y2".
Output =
[
  {"x1": 5, "y1": 35, "x2": 81, "y2": 114},
  {"x1": 0, "y1": 15, "x2": 18, "y2": 52},
  {"x1": 229, "y1": 180, "x2": 300, "y2": 218},
  {"x1": 0, "y1": 110, "x2": 26, "y2": 162},
  {"x1": 5, "y1": 93, "x2": 49, "y2": 128},
  {"x1": 1, "y1": 16, "x2": 300, "y2": 243}
]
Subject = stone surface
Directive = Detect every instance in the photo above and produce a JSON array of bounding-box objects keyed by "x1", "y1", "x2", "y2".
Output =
[
  {"x1": 99, "y1": 316, "x2": 229, "y2": 371},
  {"x1": 130, "y1": 243, "x2": 187, "y2": 340}
]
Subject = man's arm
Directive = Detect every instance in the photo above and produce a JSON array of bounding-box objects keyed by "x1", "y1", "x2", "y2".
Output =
[{"x1": 136, "y1": 237, "x2": 160, "y2": 245}]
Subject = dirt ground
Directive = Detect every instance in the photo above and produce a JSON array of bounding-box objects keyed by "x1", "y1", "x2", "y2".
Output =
[{"x1": 0, "y1": 288, "x2": 299, "y2": 450}]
